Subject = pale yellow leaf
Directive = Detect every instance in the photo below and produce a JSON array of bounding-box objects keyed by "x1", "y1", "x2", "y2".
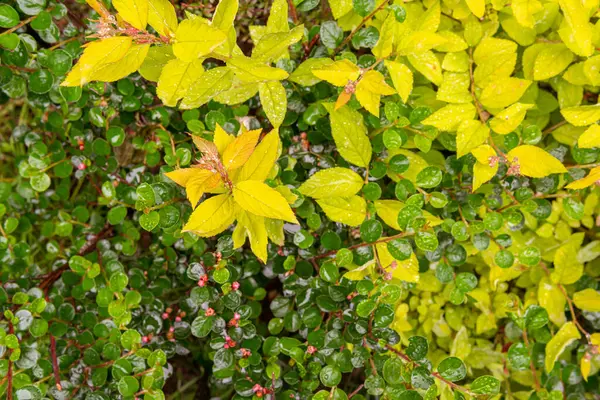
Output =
[
  {"x1": 298, "y1": 167, "x2": 364, "y2": 199},
  {"x1": 533, "y1": 44, "x2": 574, "y2": 81},
  {"x1": 374, "y1": 200, "x2": 442, "y2": 230},
  {"x1": 407, "y1": 51, "x2": 443, "y2": 86},
  {"x1": 252, "y1": 25, "x2": 304, "y2": 63},
  {"x1": 471, "y1": 145, "x2": 498, "y2": 191},
  {"x1": 211, "y1": 0, "x2": 238, "y2": 31},
  {"x1": 385, "y1": 60, "x2": 413, "y2": 103},
  {"x1": 479, "y1": 77, "x2": 531, "y2": 109},
  {"x1": 259, "y1": 80, "x2": 287, "y2": 128},
  {"x1": 538, "y1": 277, "x2": 566, "y2": 326},
  {"x1": 376, "y1": 242, "x2": 419, "y2": 283},
  {"x1": 312, "y1": 59, "x2": 360, "y2": 87},
  {"x1": 551, "y1": 242, "x2": 583, "y2": 285},
  {"x1": 489, "y1": 103, "x2": 535, "y2": 135},
  {"x1": 506, "y1": 145, "x2": 568, "y2": 178},
  {"x1": 148, "y1": 0, "x2": 178, "y2": 36},
  {"x1": 561, "y1": 104, "x2": 600, "y2": 126},
  {"x1": 156, "y1": 58, "x2": 204, "y2": 107},
  {"x1": 397, "y1": 32, "x2": 447, "y2": 55},
  {"x1": 316, "y1": 195, "x2": 366, "y2": 226},
  {"x1": 173, "y1": 19, "x2": 227, "y2": 61},
  {"x1": 473, "y1": 37, "x2": 518, "y2": 88},
  {"x1": 558, "y1": 0, "x2": 594, "y2": 57},
  {"x1": 227, "y1": 55, "x2": 289, "y2": 82},
  {"x1": 266, "y1": 0, "x2": 289, "y2": 33},
  {"x1": 421, "y1": 103, "x2": 476, "y2": 131},
  {"x1": 233, "y1": 180, "x2": 297, "y2": 223},
  {"x1": 213, "y1": 77, "x2": 259, "y2": 105},
  {"x1": 237, "y1": 129, "x2": 280, "y2": 182},
  {"x1": 456, "y1": 120, "x2": 490, "y2": 158},
  {"x1": 437, "y1": 72, "x2": 471, "y2": 104},
  {"x1": 372, "y1": 13, "x2": 395, "y2": 59},
  {"x1": 573, "y1": 288, "x2": 600, "y2": 312},
  {"x1": 182, "y1": 193, "x2": 235, "y2": 236},
  {"x1": 327, "y1": 0, "x2": 353, "y2": 19},
  {"x1": 545, "y1": 322, "x2": 580, "y2": 372},
  {"x1": 355, "y1": 70, "x2": 395, "y2": 116},
  {"x1": 186, "y1": 172, "x2": 221, "y2": 208},
  {"x1": 114, "y1": 0, "x2": 148, "y2": 30},
  {"x1": 222, "y1": 129, "x2": 261, "y2": 171}
]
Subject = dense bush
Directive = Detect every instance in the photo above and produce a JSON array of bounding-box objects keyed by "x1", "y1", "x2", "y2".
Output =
[{"x1": 1, "y1": 0, "x2": 600, "y2": 399}]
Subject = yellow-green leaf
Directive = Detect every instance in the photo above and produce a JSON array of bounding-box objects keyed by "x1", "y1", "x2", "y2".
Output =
[
  {"x1": 385, "y1": 60, "x2": 413, "y2": 103},
  {"x1": 214, "y1": 77, "x2": 260, "y2": 105},
  {"x1": 456, "y1": 120, "x2": 490, "y2": 158},
  {"x1": 173, "y1": 19, "x2": 227, "y2": 61},
  {"x1": 533, "y1": 44, "x2": 574, "y2": 81},
  {"x1": 327, "y1": 0, "x2": 353, "y2": 19},
  {"x1": 566, "y1": 166, "x2": 600, "y2": 189},
  {"x1": 573, "y1": 289, "x2": 600, "y2": 312},
  {"x1": 138, "y1": 45, "x2": 175, "y2": 82},
  {"x1": 113, "y1": 0, "x2": 148, "y2": 30},
  {"x1": 222, "y1": 128, "x2": 261, "y2": 171},
  {"x1": 437, "y1": 72, "x2": 471, "y2": 104},
  {"x1": 558, "y1": 0, "x2": 594, "y2": 57},
  {"x1": 465, "y1": 0, "x2": 485, "y2": 18},
  {"x1": 545, "y1": 322, "x2": 581, "y2": 372},
  {"x1": 237, "y1": 129, "x2": 280, "y2": 182},
  {"x1": 185, "y1": 172, "x2": 221, "y2": 208},
  {"x1": 266, "y1": 0, "x2": 289, "y2": 33},
  {"x1": 180, "y1": 67, "x2": 234, "y2": 109},
  {"x1": 312, "y1": 59, "x2": 360, "y2": 87},
  {"x1": 289, "y1": 58, "x2": 334, "y2": 86},
  {"x1": 386, "y1": 149, "x2": 428, "y2": 183},
  {"x1": 252, "y1": 25, "x2": 304, "y2": 63},
  {"x1": 298, "y1": 167, "x2": 364, "y2": 199},
  {"x1": 407, "y1": 51, "x2": 443, "y2": 86},
  {"x1": 471, "y1": 145, "x2": 498, "y2": 191},
  {"x1": 211, "y1": 0, "x2": 238, "y2": 31},
  {"x1": 561, "y1": 104, "x2": 600, "y2": 126},
  {"x1": 551, "y1": 242, "x2": 583, "y2": 285},
  {"x1": 182, "y1": 193, "x2": 235, "y2": 236},
  {"x1": 213, "y1": 124, "x2": 235, "y2": 155},
  {"x1": 538, "y1": 277, "x2": 566, "y2": 326},
  {"x1": 89, "y1": 44, "x2": 149, "y2": 82},
  {"x1": 148, "y1": 0, "x2": 178, "y2": 36},
  {"x1": 259, "y1": 80, "x2": 287, "y2": 128},
  {"x1": 397, "y1": 31, "x2": 447, "y2": 56},
  {"x1": 316, "y1": 195, "x2": 366, "y2": 226},
  {"x1": 233, "y1": 180, "x2": 298, "y2": 223},
  {"x1": 372, "y1": 13, "x2": 395, "y2": 59},
  {"x1": 489, "y1": 103, "x2": 535, "y2": 135},
  {"x1": 156, "y1": 58, "x2": 204, "y2": 107},
  {"x1": 506, "y1": 145, "x2": 568, "y2": 178},
  {"x1": 512, "y1": 0, "x2": 543, "y2": 28},
  {"x1": 374, "y1": 200, "x2": 442, "y2": 230},
  {"x1": 324, "y1": 104, "x2": 372, "y2": 167},
  {"x1": 265, "y1": 218, "x2": 285, "y2": 245},
  {"x1": 473, "y1": 38, "x2": 517, "y2": 88},
  {"x1": 421, "y1": 103, "x2": 476, "y2": 131},
  {"x1": 376, "y1": 242, "x2": 419, "y2": 283},
  {"x1": 236, "y1": 210, "x2": 268, "y2": 262},
  {"x1": 227, "y1": 55, "x2": 289, "y2": 82},
  {"x1": 355, "y1": 70, "x2": 395, "y2": 116},
  {"x1": 578, "y1": 124, "x2": 600, "y2": 148},
  {"x1": 479, "y1": 77, "x2": 531, "y2": 109}
]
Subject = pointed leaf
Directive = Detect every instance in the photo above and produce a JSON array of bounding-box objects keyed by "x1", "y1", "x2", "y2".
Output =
[
  {"x1": 545, "y1": 322, "x2": 580, "y2": 372},
  {"x1": 323, "y1": 103, "x2": 372, "y2": 167},
  {"x1": 316, "y1": 196, "x2": 366, "y2": 226},
  {"x1": 173, "y1": 19, "x2": 227, "y2": 61},
  {"x1": 299, "y1": 167, "x2": 364, "y2": 199},
  {"x1": 506, "y1": 145, "x2": 567, "y2": 178},
  {"x1": 157, "y1": 58, "x2": 204, "y2": 106},
  {"x1": 237, "y1": 129, "x2": 280, "y2": 182},
  {"x1": 148, "y1": 0, "x2": 178, "y2": 36},
  {"x1": 222, "y1": 129, "x2": 261, "y2": 171},
  {"x1": 182, "y1": 193, "x2": 235, "y2": 236},
  {"x1": 113, "y1": 0, "x2": 148, "y2": 30},
  {"x1": 259, "y1": 80, "x2": 287, "y2": 128},
  {"x1": 233, "y1": 181, "x2": 297, "y2": 223}
]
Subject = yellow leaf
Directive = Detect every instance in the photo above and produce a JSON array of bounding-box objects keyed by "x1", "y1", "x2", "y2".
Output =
[
  {"x1": 558, "y1": 0, "x2": 594, "y2": 57},
  {"x1": 511, "y1": 0, "x2": 542, "y2": 28},
  {"x1": 182, "y1": 193, "x2": 235, "y2": 236},
  {"x1": 85, "y1": 0, "x2": 110, "y2": 18},
  {"x1": 237, "y1": 210, "x2": 269, "y2": 262},
  {"x1": 289, "y1": 58, "x2": 334, "y2": 86},
  {"x1": 312, "y1": 59, "x2": 360, "y2": 87},
  {"x1": 164, "y1": 168, "x2": 201, "y2": 187},
  {"x1": 89, "y1": 44, "x2": 149, "y2": 82},
  {"x1": 222, "y1": 129, "x2": 261, "y2": 171},
  {"x1": 473, "y1": 37, "x2": 518, "y2": 88},
  {"x1": 551, "y1": 242, "x2": 583, "y2": 285},
  {"x1": 113, "y1": 0, "x2": 148, "y2": 30},
  {"x1": 545, "y1": 322, "x2": 581, "y2": 372},
  {"x1": 180, "y1": 66, "x2": 234, "y2": 109},
  {"x1": 538, "y1": 277, "x2": 566, "y2": 327},
  {"x1": 506, "y1": 145, "x2": 568, "y2": 178},
  {"x1": 173, "y1": 19, "x2": 227, "y2": 61},
  {"x1": 212, "y1": 124, "x2": 235, "y2": 155},
  {"x1": 437, "y1": 72, "x2": 471, "y2": 104},
  {"x1": 227, "y1": 55, "x2": 289, "y2": 82},
  {"x1": 479, "y1": 77, "x2": 531, "y2": 109},
  {"x1": 566, "y1": 166, "x2": 600, "y2": 189},
  {"x1": 376, "y1": 242, "x2": 419, "y2": 283},
  {"x1": 573, "y1": 288, "x2": 600, "y2": 312},
  {"x1": 421, "y1": 103, "x2": 476, "y2": 131},
  {"x1": 456, "y1": 120, "x2": 490, "y2": 158},
  {"x1": 237, "y1": 129, "x2": 280, "y2": 182},
  {"x1": 156, "y1": 59, "x2": 204, "y2": 107},
  {"x1": 186, "y1": 172, "x2": 221, "y2": 208},
  {"x1": 489, "y1": 103, "x2": 535, "y2": 135},
  {"x1": 298, "y1": 167, "x2": 364, "y2": 199},
  {"x1": 578, "y1": 124, "x2": 600, "y2": 148},
  {"x1": 214, "y1": 77, "x2": 260, "y2": 105},
  {"x1": 265, "y1": 218, "x2": 285, "y2": 246},
  {"x1": 581, "y1": 355, "x2": 592, "y2": 381},
  {"x1": 233, "y1": 181, "x2": 297, "y2": 223},
  {"x1": 211, "y1": 0, "x2": 238, "y2": 31},
  {"x1": 355, "y1": 70, "x2": 396, "y2": 116},
  {"x1": 533, "y1": 44, "x2": 574, "y2": 81},
  {"x1": 259, "y1": 80, "x2": 287, "y2": 128},
  {"x1": 561, "y1": 104, "x2": 600, "y2": 126},
  {"x1": 465, "y1": 0, "x2": 485, "y2": 18},
  {"x1": 192, "y1": 136, "x2": 219, "y2": 156},
  {"x1": 252, "y1": 25, "x2": 304, "y2": 63},
  {"x1": 471, "y1": 145, "x2": 498, "y2": 191},
  {"x1": 139, "y1": 45, "x2": 175, "y2": 82},
  {"x1": 266, "y1": 0, "x2": 289, "y2": 33},
  {"x1": 372, "y1": 13, "x2": 395, "y2": 59},
  {"x1": 323, "y1": 103, "x2": 372, "y2": 167},
  {"x1": 62, "y1": 37, "x2": 132, "y2": 86},
  {"x1": 385, "y1": 60, "x2": 413, "y2": 103},
  {"x1": 148, "y1": 0, "x2": 178, "y2": 36},
  {"x1": 316, "y1": 195, "x2": 366, "y2": 226},
  {"x1": 397, "y1": 31, "x2": 447, "y2": 56},
  {"x1": 407, "y1": 51, "x2": 443, "y2": 86},
  {"x1": 327, "y1": 0, "x2": 353, "y2": 19}
]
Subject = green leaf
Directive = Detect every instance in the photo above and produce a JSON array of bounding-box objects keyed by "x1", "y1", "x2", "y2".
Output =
[
  {"x1": 406, "y1": 336, "x2": 428, "y2": 361},
  {"x1": 139, "y1": 211, "x2": 160, "y2": 231},
  {"x1": 437, "y1": 357, "x2": 466, "y2": 381},
  {"x1": 471, "y1": 375, "x2": 500, "y2": 395},
  {"x1": 0, "y1": 5, "x2": 19, "y2": 28}
]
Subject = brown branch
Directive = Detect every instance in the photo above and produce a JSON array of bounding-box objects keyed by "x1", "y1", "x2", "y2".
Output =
[
  {"x1": 468, "y1": 48, "x2": 489, "y2": 123},
  {"x1": 287, "y1": 0, "x2": 299, "y2": 24}
]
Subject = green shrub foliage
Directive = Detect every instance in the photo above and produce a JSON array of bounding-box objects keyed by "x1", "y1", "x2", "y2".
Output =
[{"x1": 1, "y1": 0, "x2": 600, "y2": 399}]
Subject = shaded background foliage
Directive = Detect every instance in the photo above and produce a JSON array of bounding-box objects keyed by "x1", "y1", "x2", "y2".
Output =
[{"x1": 1, "y1": 0, "x2": 600, "y2": 400}]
